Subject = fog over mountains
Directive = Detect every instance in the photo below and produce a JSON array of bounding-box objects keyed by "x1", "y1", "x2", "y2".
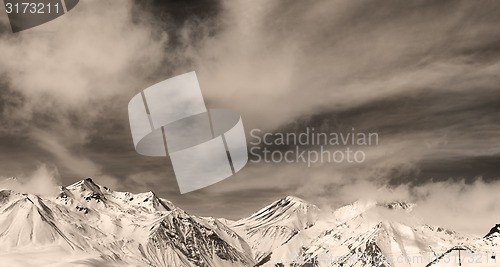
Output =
[{"x1": 0, "y1": 178, "x2": 498, "y2": 267}]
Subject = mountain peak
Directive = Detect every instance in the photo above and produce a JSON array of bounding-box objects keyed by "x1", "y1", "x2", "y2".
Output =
[
  {"x1": 379, "y1": 201, "x2": 416, "y2": 210},
  {"x1": 66, "y1": 178, "x2": 106, "y2": 203},
  {"x1": 83, "y1": 177, "x2": 98, "y2": 187},
  {"x1": 484, "y1": 223, "x2": 500, "y2": 239},
  {"x1": 268, "y1": 196, "x2": 312, "y2": 210},
  {"x1": 283, "y1": 195, "x2": 306, "y2": 203},
  {"x1": 0, "y1": 179, "x2": 254, "y2": 266},
  {"x1": 232, "y1": 195, "x2": 319, "y2": 233},
  {"x1": 68, "y1": 177, "x2": 99, "y2": 188}
]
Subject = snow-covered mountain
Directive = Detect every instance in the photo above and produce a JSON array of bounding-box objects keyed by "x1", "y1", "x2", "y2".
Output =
[
  {"x1": 484, "y1": 224, "x2": 500, "y2": 240},
  {"x1": 229, "y1": 198, "x2": 500, "y2": 267},
  {"x1": 0, "y1": 178, "x2": 254, "y2": 267},
  {"x1": 230, "y1": 196, "x2": 319, "y2": 263},
  {"x1": 0, "y1": 179, "x2": 498, "y2": 267}
]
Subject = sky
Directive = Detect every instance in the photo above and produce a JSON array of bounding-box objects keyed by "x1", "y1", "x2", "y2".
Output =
[{"x1": 0, "y1": 0, "x2": 500, "y2": 235}]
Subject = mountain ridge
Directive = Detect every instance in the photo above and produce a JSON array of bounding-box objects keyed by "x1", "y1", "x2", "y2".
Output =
[
  {"x1": 0, "y1": 178, "x2": 254, "y2": 267},
  {"x1": 0, "y1": 178, "x2": 499, "y2": 267}
]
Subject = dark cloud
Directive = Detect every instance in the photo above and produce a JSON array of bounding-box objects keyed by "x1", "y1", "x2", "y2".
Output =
[{"x1": 0, "y1": 0, "x2": 499, "y2": 235}]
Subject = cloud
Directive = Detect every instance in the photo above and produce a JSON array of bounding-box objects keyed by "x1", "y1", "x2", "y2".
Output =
[
  {"x1": 190, "y1": 0, "x2": 500, "y2": 192},
  {"x1": 193, "y1": 0, "x2": 500, "y2": 130},
  {"x1": 0, "y1": 163, "x2": 60, "y2": 196},
  {"x1": 30, "y1": 128, "x2": 100, "y2": 177},
  {"x1": 0, "y1": 0, "x2": 166, "y2": 114},
  {"x1": 0, "y1": 0, "x2": 498, "y2": 236},
  {"x1": 307, "y1": 178, "x2": 500, "y2": 235},
  {"x1": 0, "y1": 0, "x2": 168, "y2": 139},
  {"x1": 161, "y1": 1, "x2": 500, "y2": 234},
  {"x1": 0, "y1": 0, "x2": 170, "y2": 185},
  {"x1": 410, "y1": 179, "x2": 500, "y2": 235}
]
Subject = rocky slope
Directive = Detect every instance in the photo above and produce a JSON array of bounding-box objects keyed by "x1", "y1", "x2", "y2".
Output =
[
  {"x1": 0, "y1": 178, "x2": 254, "y2": 267},
  {"x1": 0, "y1": 179, "x2": 498, "y2": 267},
  {"x1": 230, "y1": 199, "x2": 499, "y2": 267}
]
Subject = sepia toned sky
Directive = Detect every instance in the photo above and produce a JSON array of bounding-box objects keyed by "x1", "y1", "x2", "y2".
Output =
[{"x1": 0, "y1": 0, "x2": 500, "y2": 235}]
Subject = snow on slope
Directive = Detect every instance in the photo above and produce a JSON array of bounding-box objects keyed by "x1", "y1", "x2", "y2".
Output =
[
  {"x1": 0, "y1": 178, "x2": 254, "y2": 267},
  {"x1": 1, "y1": 180, "x2": 499, "y2": 267},
  {"x1": 230, "y1": 196, "x2": 320, "y2": 263},
  {"x1": 230, "y1": 198, "x2": 500, "y2": 267},
  {"x1": 483, "y1": 224, "x2": 500, "y2": 240}
]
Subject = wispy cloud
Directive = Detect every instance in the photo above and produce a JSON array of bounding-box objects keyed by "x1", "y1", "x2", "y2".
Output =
[
  {"x1": 0, "y1": 163, "x2": 59, "y2": 196},
  {"x1": 0, "y1": 0, "x2": 499, "y2": 235}
]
